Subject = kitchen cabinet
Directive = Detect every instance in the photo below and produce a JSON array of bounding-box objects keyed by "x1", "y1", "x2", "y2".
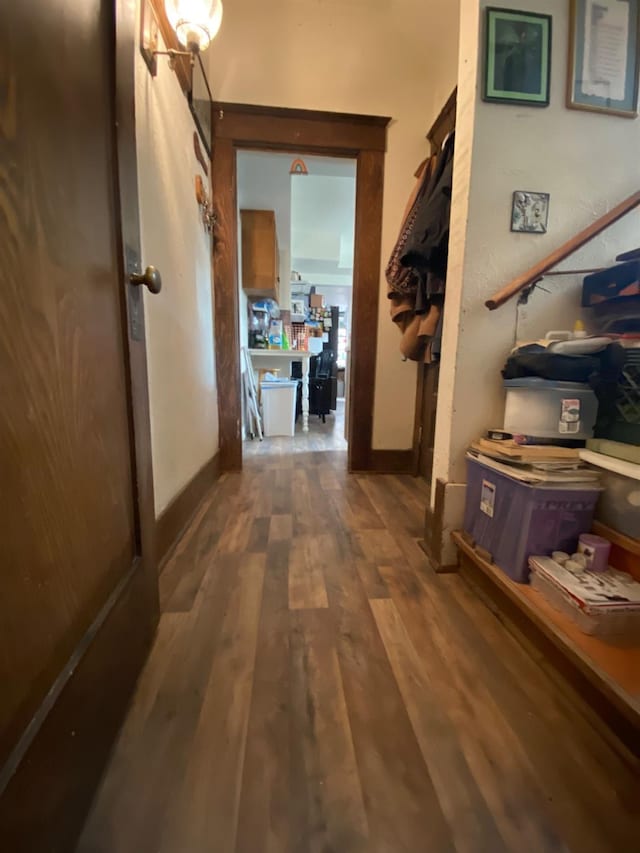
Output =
[{"x1": 240, "y1": 209, "x2": 279, "y2": 302}]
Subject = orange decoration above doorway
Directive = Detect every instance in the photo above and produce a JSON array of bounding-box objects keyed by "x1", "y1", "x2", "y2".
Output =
[{"x1": 289, "y1": 157, "x2": 308, "y2": 175}]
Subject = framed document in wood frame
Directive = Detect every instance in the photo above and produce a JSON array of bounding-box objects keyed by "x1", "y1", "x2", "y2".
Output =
[{"x1": 568, "y1": 0, "x2": 640, "y2": 117}]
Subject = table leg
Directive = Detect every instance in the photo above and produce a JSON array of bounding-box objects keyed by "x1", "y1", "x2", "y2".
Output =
[{"x1": 302, "y1": 358, "x2": 310, "y2": 433}]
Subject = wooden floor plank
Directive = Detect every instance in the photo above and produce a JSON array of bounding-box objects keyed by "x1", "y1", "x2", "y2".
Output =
[
  {"x1": 370, "y1": 597, "x2": 507, "y2": 853},
  {"x1": 288, "y1": 535, "x2": 329, "y2": 610},
  {"x1": 269, "y1": 513, "x2": 293, "y2": 543},
  {"x1": 327, "y1": 479, "x2": 385, "y2": 532},
  {"x1": 159, "y1": 554, "x2": 266, "y2": 853},
  {"x1": 77, "y1": 555, "x2": 240, "y2": 852},
  {"x1": 158, "y1": 473, "x2": 238, "y2": 611},
  {"x1": 320, "y1": 530, "x2": 456, "y2": 853},
  {"x1": 354, "y1": 528, "x2": 403, "y2": 564},
  {"x1": 215, "y1": 508, "x2": 253, "y2": 554},
  {"x1": 379, "y1": 560, "x2": 634, "y2": 852},
  {"x1": 379, "y1": 571, "x2": 563, "y2": 851},
  {"x1": 289, "y1": 608, "x2": 369, "y2": 853},
  {"x1": 246, "y1": 515, "x2": 271, "y2": 553},
  {"x1": 235, "y1": 542, "x2": 292, "y2": 853},
  {"x1": 353, "y1": 558, "x2": 390, "y2": 600},
  {"x1": 357, "y1": 476, "x2": 424, "y2": 538}
]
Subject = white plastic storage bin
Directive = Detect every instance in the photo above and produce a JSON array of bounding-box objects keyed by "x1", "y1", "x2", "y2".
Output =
[
  {"x1": 580, "y1": 449, "x2": 640, "y2": 539},
  {"x1": 261, "y1": 380, "x2": 298, "y2": 437},
  {"x1": 504, "y1": 378, "x2": 597, "y2": 440}
]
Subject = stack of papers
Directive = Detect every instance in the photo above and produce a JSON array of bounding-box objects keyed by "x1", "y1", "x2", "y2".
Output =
[
  {"x1": 530, "y1": 557, "x2": 640, "y2": 610},
  {"x1": 468, "y1": 439, "x2": 600, "y2": 484}
]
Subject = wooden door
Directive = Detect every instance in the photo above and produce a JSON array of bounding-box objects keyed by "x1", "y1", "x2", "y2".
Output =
[{"x1": 0, "y1": 1, "x2": 158, "y2": 848}]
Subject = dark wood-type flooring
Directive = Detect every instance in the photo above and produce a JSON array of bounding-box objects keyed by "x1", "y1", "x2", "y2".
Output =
[{"x1": 78, "y1": 449, "x2": 640, "y2": 852}]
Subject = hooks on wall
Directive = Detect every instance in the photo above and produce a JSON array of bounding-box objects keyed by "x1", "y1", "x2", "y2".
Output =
[{"x1": 195, "y1": 175, "x2": 216, "y2": 233}]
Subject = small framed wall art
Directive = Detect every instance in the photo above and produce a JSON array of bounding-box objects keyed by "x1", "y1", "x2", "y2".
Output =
[
  {"x1": 567, "y1": 0, "x2": 639, "y2": 117},
  {"x1": 483, "y1": 7, "x2": 552, "y2": 106},
  {"x1": 511, "y1": 191, "x2": 550, "y2": 233}
]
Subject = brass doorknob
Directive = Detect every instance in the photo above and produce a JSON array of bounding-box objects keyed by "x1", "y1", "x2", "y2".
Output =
[{"x1": 130, "y1": 266, "x2": 162, "y2": 294}]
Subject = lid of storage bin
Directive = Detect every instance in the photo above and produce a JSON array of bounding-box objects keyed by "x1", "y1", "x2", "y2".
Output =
[
  {"x1": 580, "y1": 449, "x2": 640, "y2": 481},
  {"x1": 503, "y1": 377, "x2": 591, "y2": 390},
  {"x1": 261, "y1": 380, "x2": 298, "y2": 389}
]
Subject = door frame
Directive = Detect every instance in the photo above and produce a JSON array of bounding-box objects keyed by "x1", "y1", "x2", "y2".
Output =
[
  {"x1": 411, "y1": 88, "x2": 456, "y2": 479},
  {"x1": 211, "y1": 103, "x2": 390, "y2": 472},
  {"x1": 0, "y1": 1, "x2": 158, "y2": 847}
]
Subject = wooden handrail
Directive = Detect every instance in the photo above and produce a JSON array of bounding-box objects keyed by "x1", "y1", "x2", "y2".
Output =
[{"x1": 485, "y1": 189, "x2": 640, "y2": 310}]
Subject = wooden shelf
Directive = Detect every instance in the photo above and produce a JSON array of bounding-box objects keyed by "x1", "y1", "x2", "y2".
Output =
[{"x1": 452, "y1": 531, "x2": 640, "y2": 741}]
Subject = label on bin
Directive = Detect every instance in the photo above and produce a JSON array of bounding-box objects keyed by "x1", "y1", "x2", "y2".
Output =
[
  {"x1": 480, "y1": 479, "x2": 496, "y2": 518},
  {"x1": 559, "y1": 398, "x2": 580, "y2": 434}
]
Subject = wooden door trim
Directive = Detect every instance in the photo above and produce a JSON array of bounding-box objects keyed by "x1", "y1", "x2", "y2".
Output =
[
  {"x1": 367, "y1": 450, "x2": 415, "y2": 474},
  {"x1": 411, "y1": 363, "x2": 427, "y2": 475},
  {"x1": 0, "y1": 1, "x2": 158, "y2": 846},
  {"x1": 413, "y1": 88, "x2": 457, "y2": 479},
  {"x1": 214, "y1": 101, "x2": 388, "y2": 152},
  {"x1": 211, "y1": 103, "x2": 390, "y2": 472},
  {"x1": 116, "y1": 14, "x2": 159, "y2": 582},
  {"x1": 156, "y1": 453, "x2": 221, "y2": 569}
]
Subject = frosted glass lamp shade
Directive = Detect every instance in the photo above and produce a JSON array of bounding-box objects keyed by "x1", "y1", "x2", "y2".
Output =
[{"x1": 164, "y1": 0, "x2": 223, "y2": 52}]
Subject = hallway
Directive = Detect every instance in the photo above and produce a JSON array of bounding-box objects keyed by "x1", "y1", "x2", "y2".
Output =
[
  {"x1": 245, "y1": 398, "x2": 347, "y2": 457},
  {"x1": 78, "y1": 452, "x2": 639, "y2": 853}
]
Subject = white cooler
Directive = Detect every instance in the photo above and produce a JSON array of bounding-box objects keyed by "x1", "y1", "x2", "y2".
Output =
[
  {"x1": 261, "y1": 380, "x2": 298, "y2": 437},
  {"x1": 504, "y1": 378, "x2": 598, "y2": 440}
]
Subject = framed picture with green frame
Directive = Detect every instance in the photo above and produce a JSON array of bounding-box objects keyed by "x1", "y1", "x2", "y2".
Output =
[{"x1": 483, "y1": 7, "x2": 552, "y2": 106}]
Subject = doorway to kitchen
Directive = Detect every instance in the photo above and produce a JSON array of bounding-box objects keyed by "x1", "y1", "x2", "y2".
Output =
[
  {"x1": 210, "y1": 103, "x2": 389, "y2": 473},
  {"x1": 236, "y1": 150, "x2": 356, "y2": 458}
]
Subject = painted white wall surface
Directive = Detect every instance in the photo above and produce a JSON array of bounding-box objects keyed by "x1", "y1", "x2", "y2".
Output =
[
  {"x1": 135, "y1": 23, "x2": 218, "y2": 516},
  {"x1": 237, "y1": 151, "x2": 292, "y2": 356},
  {"x1": 433, "y1": 0, "x2": 640, "y2": 549},
  {"x1": 236, "y1": 150, "x2": 292, "y2": 255},
  {"x1": 208, "y1": 0, "x2": 460, "y2": 449},
  {"x1": 291, "y1": 172, "x2": 356, "y2": 288}
]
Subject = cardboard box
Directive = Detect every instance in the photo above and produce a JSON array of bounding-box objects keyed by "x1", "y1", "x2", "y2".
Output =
[{"x1": 310, "y1": 293, "x2": 324, "y2": 308}]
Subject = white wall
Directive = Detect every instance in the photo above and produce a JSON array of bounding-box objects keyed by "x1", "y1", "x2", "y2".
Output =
[
  {"x1": 291, "y1": 172, "x2": 356, "y2": 287},
  {"x1": 432, "y1": 0, "x2": 640, "y2": 557},
  {"x1": 236, "y1": 150, "x2": 292, "y2": 253},
  {"x1": 237, "y1": 151, "x2": 292, "y2": 354},
  {"x1": 135, "y1": 23, "x2": 218, "y2": 515},
  {"x1": 208, "y1": 0, "x2": 460, "y2": 449}
]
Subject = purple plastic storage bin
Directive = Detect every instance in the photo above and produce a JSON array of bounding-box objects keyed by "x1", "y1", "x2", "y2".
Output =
[{"x1": 463, "y1": 456, "x2": 600, "y2": 583}]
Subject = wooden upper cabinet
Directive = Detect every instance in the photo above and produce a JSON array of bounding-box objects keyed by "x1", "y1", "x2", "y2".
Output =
[{"x1": 240, "y1": 209, "x2": 280, "y2": 302}]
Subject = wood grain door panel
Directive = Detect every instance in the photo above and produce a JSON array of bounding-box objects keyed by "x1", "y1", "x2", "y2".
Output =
[{"x1": 0, "y1": 0, "x2": 139, "y2": 767}]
